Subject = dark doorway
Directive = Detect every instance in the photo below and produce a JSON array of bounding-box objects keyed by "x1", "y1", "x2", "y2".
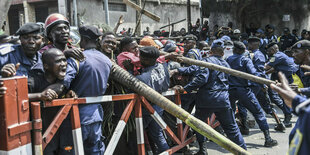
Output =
[{"x1": 35, "y1": 6, "x2": 49, "y2": 23}]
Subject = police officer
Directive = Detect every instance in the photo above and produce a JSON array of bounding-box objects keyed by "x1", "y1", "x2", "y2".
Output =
[
  {"x1": 136, "y1": 46, "x2": 170, "y2": 154},
  {"x1": 176, "y1": 34, "x2": 201, "y2": 112},
  {"x1": 182, "y1": 34, "x2": 201, "y2": 60},
  {"x1": 270, "y1": 72, "x2": 310, "y2": 155},
  {"x1": 265, "y1": 24, "x2": 278, "y2": 43},
  {"x1": 247, "y1": 37, "x2": 286, "y2": 132},
  {"x1": 291, "y1": 40, "x2": 310, "y2": 96},
  {"x1": 64, "y1": 26, "x2": 110, "y2": 154},
  {"x1": 265, "y1": 42, "x2": 297, "y2": 127},
  {"x1": 279, "y1": 28, "x2": 297, "y2": 52},
  {"x1": 175, "y1": 41, "x2": 246, "y2": 155},
  {"x1": 255, "y1": 29, "x2": 268, "y2": 59},
  {"x1": 0, "y1": 23, "x2": 44, "y2": 77},
  {"x1": 227, "y1": 41, "x2": 278, "y2": 147},
  {"x1": 40, "y1": 13, "x2": 84, "y2": 61}
]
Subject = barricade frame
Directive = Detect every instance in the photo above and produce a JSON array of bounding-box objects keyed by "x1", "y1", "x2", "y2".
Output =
[{"x1": 40, "y1": 90, "x2": 219, "y2": 155}]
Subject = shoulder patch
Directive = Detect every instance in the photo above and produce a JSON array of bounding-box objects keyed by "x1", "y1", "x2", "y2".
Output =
[
  {"x1": 288, "y1": 129, "x2": 303, "y2": 155},
  {"x1": 269, "y1": 57, "x2": 275, "y2": 63},
  {"x1": 188, "y1": 53, "x2": 196, "y2": 59},
  {"x1": 0, "y1": 44, "x2": 15, "y2": 55}
]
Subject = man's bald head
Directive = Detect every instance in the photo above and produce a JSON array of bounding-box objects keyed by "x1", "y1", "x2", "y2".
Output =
[{"x1": 42, "y1": 48, "x2": 64, "y2": 66}]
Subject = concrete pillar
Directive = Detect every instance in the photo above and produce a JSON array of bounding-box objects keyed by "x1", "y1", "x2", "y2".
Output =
[
  {"x1": 58, "y1": 0, "x2": 67, "y2": 16},
  {"x1": 23, "y1": 0, "x2": 36, "y2": 23}
]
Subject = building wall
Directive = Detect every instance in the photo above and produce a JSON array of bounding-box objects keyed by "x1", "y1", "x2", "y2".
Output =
[{"x1": 76, "y1": 0, "x2": 200, "y2": 34}]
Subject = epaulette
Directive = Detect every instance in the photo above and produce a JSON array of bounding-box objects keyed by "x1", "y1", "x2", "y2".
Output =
[{"x1": 0, "y1": 43, "x2": 15, "y2": 56}]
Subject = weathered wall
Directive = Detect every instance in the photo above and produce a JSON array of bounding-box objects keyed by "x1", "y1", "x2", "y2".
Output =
[
  {"x1": 76, "y1": 0, "x2": 200, "y2": 33},
  {"x1": 206, "y1": 0, "x2": 310, "y2": 35}
]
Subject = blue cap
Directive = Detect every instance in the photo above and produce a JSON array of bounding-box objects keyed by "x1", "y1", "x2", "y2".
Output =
[
  {"x1": 163, "y1": 42, "x2": 176, "y2": 52},
  {"x1": 256, "y1": 28, "x2": 264, "y2": 34},
  {"x1": 220, "y1": 35, "x2": 231, "y2": 42},
  {"x1": 211, "y1": 39, "x2": 224, "y2": 48}
]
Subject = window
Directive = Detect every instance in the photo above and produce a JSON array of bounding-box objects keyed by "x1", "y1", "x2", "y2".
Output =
[{"x1": 103, "y1": 0, "x2": 127, "y2": 12}]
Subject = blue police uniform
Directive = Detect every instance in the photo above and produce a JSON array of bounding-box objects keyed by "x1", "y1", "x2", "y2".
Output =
[
  {"x1": 227, "y1": 53, "x2": 269, "y2": 131},
  {"x1": 0, "y1": 44, "x2": 44, "y2": 76},
  {"x1": 267, "y1": 51, "x2": 296, "y2": 115},
  {"x1": 186, "y1": 48, "x2": 202, "y2": 61},
  {"x1": 288, "y1": 95, "x2": 310, "y2": 155},
  {"x1": 250, "y1": 49, "x2": 289, "y2": 115},
  {"x1": 242, "y1": 49, "x2": 273, "y2": 115},
  {"x1": 178, "y1": 48, "x2": 202, "y2": 112},
  {"x1": 183, "y1": 55, "x2": 246, "y2": 149},
  {"x1": 136, "y1": 63, "x2": 170, "y2": 153},
  {"x1": 64, "y1": 48, "x2": 111, "y2": 154},
  {"x1": 267, "y1": 51, "x2": 298, "y2": 83}
]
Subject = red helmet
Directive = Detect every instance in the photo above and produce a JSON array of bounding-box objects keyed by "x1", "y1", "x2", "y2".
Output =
[{"x1": 44, "y1": 13, "x2": 69, "y2": 36}]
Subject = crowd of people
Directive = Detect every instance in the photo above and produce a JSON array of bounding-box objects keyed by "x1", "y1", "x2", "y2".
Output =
[{"x1": 0, "y1": 13, "x2": 309, "y2": 155}]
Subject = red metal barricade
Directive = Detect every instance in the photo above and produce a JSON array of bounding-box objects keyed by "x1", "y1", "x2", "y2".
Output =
[{"x1": 0, "y1": 77, "x2": 32, "y2": 155}]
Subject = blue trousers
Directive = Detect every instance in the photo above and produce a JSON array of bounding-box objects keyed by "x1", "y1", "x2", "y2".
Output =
[
  {"x1": 229, "y1": 87, "x2": 269, "y2": 131},
  {"x1": 194, "y1": 107, "x2": 247, "y2": 150},
  {"x1": 143, "y1": 106, "x2": 169, "y2": 153},
  {"x1": 81, "y1": 122, "x2": 105, "y2": 155},
  {"x1": 181, "y1": 93, "x2": 196, "y2": 113}
]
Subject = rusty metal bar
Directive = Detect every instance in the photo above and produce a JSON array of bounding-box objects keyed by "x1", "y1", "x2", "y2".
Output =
[
  {"x1": 42, "y1": 104, "x2": 72, "y2": 150},
  {"x1": 31, "y1": 102, "x2": 43, "y2": 155}
]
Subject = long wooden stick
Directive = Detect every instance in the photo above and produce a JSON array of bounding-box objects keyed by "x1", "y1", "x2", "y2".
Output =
[
  {"x1": 123, "y1": 0, "x2": 160, "y2": 22},
  {"x1": 110, "y1": 62, "x2": 250, "y2": 155},
  {"x1": 178, "y1": 56, "x2": 276, "y2": 86},
  {"x1": 160, "y1": 50, "x2": 276, "y2": 86}
]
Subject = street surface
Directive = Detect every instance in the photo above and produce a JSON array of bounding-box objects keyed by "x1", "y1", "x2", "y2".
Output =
[{"x1": 175, "y1": 106, "x2": 297, "y2": 155}]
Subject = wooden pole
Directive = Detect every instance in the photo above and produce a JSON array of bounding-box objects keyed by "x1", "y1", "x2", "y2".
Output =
[
  {"x1": 177, "y1": 56, "x2": 276, "y2": 86},
  {"x1": 110, "y1": 62, "x2": 250, "y2": 155}
]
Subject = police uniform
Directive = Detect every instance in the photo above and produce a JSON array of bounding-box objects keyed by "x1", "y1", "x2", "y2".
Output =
[
  {"x1": 292, "y1": 40, "x2": 310, "y2": 97},
  {"x1": 248, "y1": 46, "x2": 275, "y2": 114},
  {"x1": 287, "y1": 95, "x2": 310, "y2": 155},
  {"x1": 227, "y1": 42, "x2": 278, "y2": 147},
  {"x1": 64, "y1": 48, "x2": 111, "y2": 154},
  {"x1": 183, "y1": 55, "x2": 246, "y2": 150},
  {"x1": 227, "y1": 51, "x2": 269, "y2": 132},
  {"x1": 266, "y1": 44, "x2": 296, "y2": 124},
  {"x1": 136, "y1": 46, "x2": 170, "y2": 153},
  {"x1": 178, "y1": 41, "x2": 202, "y2": 112},
  {"x1": 64, "y1": 26, "x2": 109, "y2": 154},
  {"x1": 267, "y1": 50, "x2": 298, "y2": 84},
  {"x1": 0, "y1": 23, "x2": 44, "y2": 76},
  {"x1": 279, "y1": 28, "x2": 297, "y2": 52}
]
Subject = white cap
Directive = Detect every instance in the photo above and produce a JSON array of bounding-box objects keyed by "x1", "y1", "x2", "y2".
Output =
[{"x1": 233, "y1": 29, "x2": 241, "y2": 34}]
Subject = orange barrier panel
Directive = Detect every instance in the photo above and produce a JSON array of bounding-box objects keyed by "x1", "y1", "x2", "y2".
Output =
[{"x1": 0, "y1": 77, "x2": 32, "y2": 155}]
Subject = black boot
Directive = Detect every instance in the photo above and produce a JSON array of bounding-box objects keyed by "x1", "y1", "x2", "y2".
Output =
[
  {"x1": 283, "y1": 114, "x2": 292, "y2": 127},
  {"x1": 263, "y1": 130, "x2": 278, "y2": 147},
  {"x1": 240, "y1": 117, "x2": 249, "y2": 135},
  {"x1": 195, "y1": 142, "x2": 208, "y2": 155}
]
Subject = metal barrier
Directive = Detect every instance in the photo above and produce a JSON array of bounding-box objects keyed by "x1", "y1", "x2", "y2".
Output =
[{"x1": 0, "y1": 77, "x2": 220, "y2": 155}]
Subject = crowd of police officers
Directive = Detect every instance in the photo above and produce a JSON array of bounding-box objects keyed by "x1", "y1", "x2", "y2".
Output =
[{"x1": 0, "y1": 13, "x2": 309, "y2": 155}]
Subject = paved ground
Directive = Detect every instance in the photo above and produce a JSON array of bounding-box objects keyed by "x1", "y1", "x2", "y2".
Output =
[{"x1": 174, "y1": 106, "x2": 297, "y2": 155}]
